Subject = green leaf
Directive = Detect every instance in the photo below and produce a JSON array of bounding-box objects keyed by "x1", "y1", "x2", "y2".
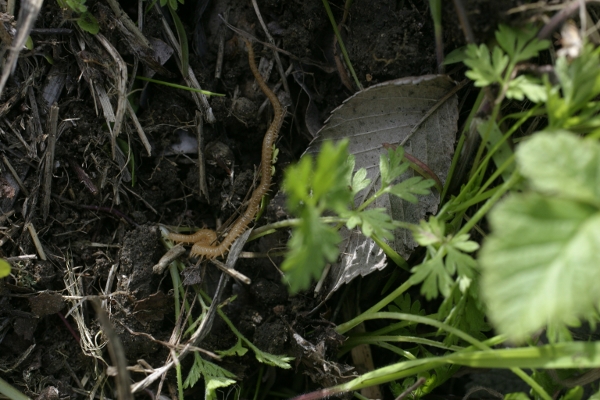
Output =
[
  {"x1": 252, "y1": 348, "x2": 294, "y2": 369},
  {"x1": 0, "y1": 259, "x2": 10, "y2": 278},
  {"x1": 443, "y1": 46, "x2": 467, "y2": 65},
  {"x1": 548, "y1": 45, "x2": 600, "y2": 128},
  {"x1": 380, "y1": 146, "x2": 409, "y2": 187},
  {"x1": 183, "y1": 353, "x2": 236, "y2": 400},
  {"x1": 216, "y1": 337, "x2": 247, "y2": 357},
  {"x1": 282, "y1": 207, "x2": 340, "y2": 294},
  {"x1": 284, "y1": 140, "x2": 352, "y2": 212},
  {"x1": 464, "y1": 44, "x2": 505, "y2": 87},
  {"x1": 410, "y1": 218, "x2": 478, "y2": 300},
  {"x1": 441, "y1": 284, "x2": 490, "y2": 346},
  {"x1": 25, "y1": 36, "x2": 33, "y2": 50},
  {"x1": 77, "y1": 12, "x2": 99, "y2": 35},
  {"x1": 345, "y1": 208, "x2": 397, "y2": 240},
  {"x1": 65, "y1": 0, "x2": 87, "y2": 13},
  {"x1": 282, "y1": 140, "x2": 355, "y2": 292},
  {"x1": 350, "y1": 167, "x2": 370, "y2": 196},
  {"x1": 386, "y1": 176, "x2": 434, "y2": 203},
  {"x1": 116, "y1": 138, "x2": 136, "y2": 187},
  {"x1": 562, "y1": 386, "x2": 584, "y2": 400},
  {"x1": 504, "y1": 394, "x2": 530, "y2": 400},
  {"x1": 517, "y1": 131, "x2": 600, "y2": 206},
  {"x1": 282, "y1": 156, "x2": 313, "y2": 211},
  {"x1": 312, "y1": 141, "x2": 353, "y2": 212},
  {"x1": 495, "y1": 24, "x2": 550, "y2": 63},
  {"x1": 411, "y1": 253, "x2": 452, "y2": 299},
  {"x1": 506, "y1": 75, "x2": 547, "y2": 103},
  {"x1": 411, "y1": 218, "x2": 445, "y2": 247},
  {"x1": 491, "y1": 46, "x2": 509, "y2": 78},
  {"x1": 480, "y1": 193, "x2": 600, "y2": 341},
  {"x1": 169, "y1": 6, "x2": 188, "y2": 77}
]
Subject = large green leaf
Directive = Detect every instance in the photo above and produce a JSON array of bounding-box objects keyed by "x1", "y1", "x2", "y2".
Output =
[
  {"x1": 517, "y1": 131, "x2": 600, "y2": 205},
  {"x1": 480, "y1": 193, "x2": 600, "y2": 341}
]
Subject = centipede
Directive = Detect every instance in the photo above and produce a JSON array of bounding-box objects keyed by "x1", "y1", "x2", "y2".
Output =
[{"x1": 168, "y1": 38, "x2": 285, "y2": 259}]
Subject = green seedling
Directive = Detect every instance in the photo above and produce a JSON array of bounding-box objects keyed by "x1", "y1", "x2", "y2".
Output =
[
  {"x1": 56, "y1": 0, "x2": 99, "y2": 34},
  {"x1": 281, "y1": 140, "x2": 434, "y2": 293}
]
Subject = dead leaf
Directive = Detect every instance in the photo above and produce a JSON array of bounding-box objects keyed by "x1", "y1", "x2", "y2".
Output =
[{"x1": 305, "y1": 75, "x2": 458, "y2": 295}]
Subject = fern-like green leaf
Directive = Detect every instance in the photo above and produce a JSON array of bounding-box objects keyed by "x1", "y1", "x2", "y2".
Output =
[{"x1": 183, "y1": 353, "x2": 236, "y2": 400}]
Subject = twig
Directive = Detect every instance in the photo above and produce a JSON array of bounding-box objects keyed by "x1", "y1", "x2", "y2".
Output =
[
  {"x1": 218, "y1": 15, "x2": 335, "y2": 73},
  {"x1": 452, "y1": 0, "x2": 475, "y2": 43},
  {"x1": 68, "y1": 159, "x2": 99, "y2": 196},
  {"x1": 0, "y1": 0, "x2": 43, "y2": 95},
  {"x1": 251, "y1": 0, "x2": 295, "y2": 106},
  {"x1": 395, "y1": 377, "x2": 425, "y2": 400},
  {"x1": 90, "y1": 297, "x2": 134, "y2": 400},
  {"x1": 26, "y1": 222, "x2": 46, "y2": 260},
  {"x1": 1, "y1": 154, "x2": 29, "y2": 196},
  {"x1": 153, "y1": 244, "x2": 186, "y2": 275},
  {"x1": 130, "y1": 273, "x2": 230, "y2": 393},
  {"x1": 57, "y1": 312, "x2": 81, "y2": 343},
  {"x1": 155, "y1": 1, "x2": 216, "y2": 124},
  {"x1": 215, "y1": 7, "x2": 230, "y2": 79},
  {"x1": 126, "y1": 101, "x2": 152, "y2": 156},
  {"x1": 537, "y1": 1, "x2": 582, "y2": 40},
  {"x1": 195, "y1": 110, "x2": 210, "y2": 203},
  {"x1": 105, "y1": 0, "x2": 151, "y2": 48},
  {"x1": 96, "y1": 33, "x2": 128, "y2": 159},
  {"x1": 42, "y1": 104, "x2": 58, "y2": 221},
  {"x1": 210, "y1": 258, "x2": 251, "y2": 284}
]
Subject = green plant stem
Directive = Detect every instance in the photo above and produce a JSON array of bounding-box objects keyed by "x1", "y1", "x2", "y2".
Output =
[
  {"x1": 250, "y1": 216, "x2": 411, "y2": 269},
  {"x1": 170, "y1": 262, "x2": 182, "y2": 321},
  {"x1": 457, "y1": 170, "x2": 520, "y2": 237},
  {"x1": 135, "y1": 76, "x2": 225, "y2": 96},
  {"x1": 477, "y1": 153, "x2": 515, "y2": 195},
  {"x1": 321, "y1": 0, "x2": 363, "y2": 90},
  {"x1": 0, "y1": 377, "x2": 30, "y2": 400},
  {"x1": 343, "y1": 335, "x2": 462, "y2": 352},
  {"x1": 449, "y1": 186, "x2": 499, "y2": 213},
  {"x1": 429, "y1": 0, "x2": 443, "y2": 73},
  {"x1": 334, "y1": 312, "x2": 552, "y2": 399},
  {"x1": 374, "y1": 342, "x2": 417, "y2": 359},
  {"x1": 253, "y1": 366, "x2": 264, "y2": 400},
  {"x1": 348, "y1": 312, "x2": 489, "y2": 349},
  {"x1": 168, "y1": 6, "x2": 189, "y2": 78},
  {"x1": 336, "y1": 280, "x2": 413, "y2": 334},
  {"x1": 176, "y1": 363, "x2": 184, "y2": 400},
  {"x1": 370, "y1": 233, "x2": 409, "y2": 270},
  {"x1": 442, "y1": 90, "x2": 485, "y2": 200}
]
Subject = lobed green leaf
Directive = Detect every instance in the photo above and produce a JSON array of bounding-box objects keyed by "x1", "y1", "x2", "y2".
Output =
[
  {"x1": 282, "y1": 207, "x2": 340, "y2": 294},
  {"x1": 480, "y1": 193, "x2": 600, "y2": 341},
  {"x1": 517, "y1": 131, "x2": 600, "y2": 206}
]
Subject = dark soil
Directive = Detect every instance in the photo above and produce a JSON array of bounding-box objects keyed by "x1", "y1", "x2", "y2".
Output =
[{"x1": 1, "y1": 1, "x2": 531, "y2": 399}]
